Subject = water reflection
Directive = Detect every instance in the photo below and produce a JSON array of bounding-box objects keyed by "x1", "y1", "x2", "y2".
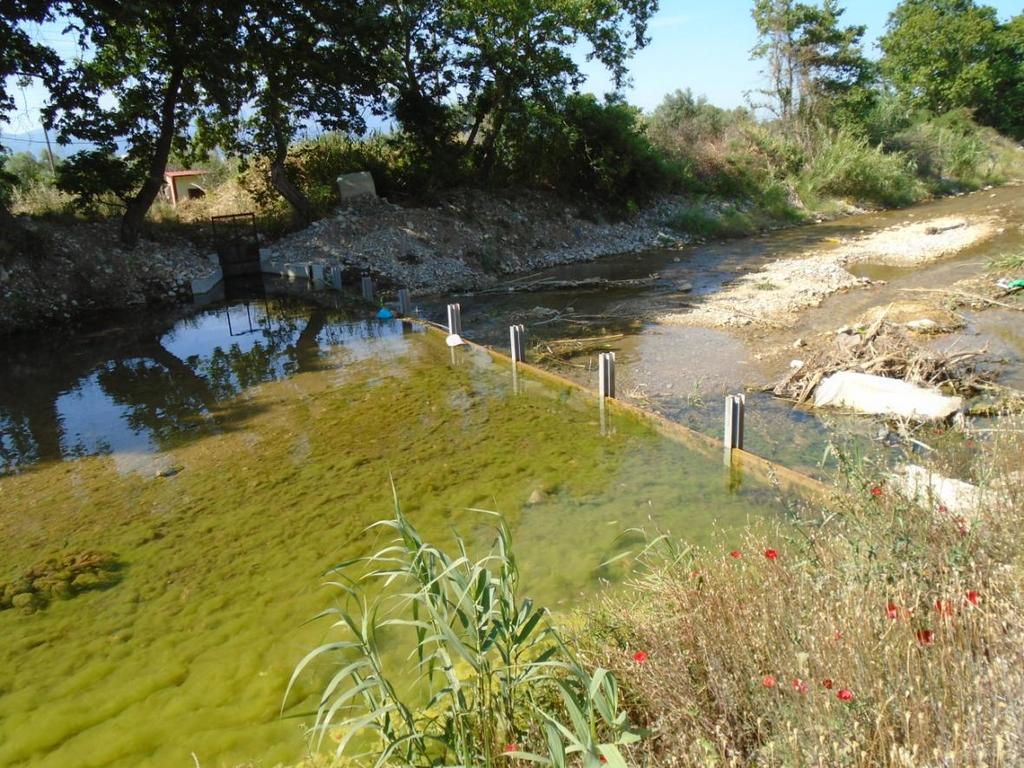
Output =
[{"x1": 0, "y1": 296, "x2": 419, "y2": 475}]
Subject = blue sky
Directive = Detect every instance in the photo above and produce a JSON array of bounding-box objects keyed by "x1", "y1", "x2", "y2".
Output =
[{"x1": 3, "y1": 0, "x2": 1023, "y2": 149}]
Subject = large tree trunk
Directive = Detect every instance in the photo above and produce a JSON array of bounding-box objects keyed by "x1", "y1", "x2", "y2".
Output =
[
  {"x1": 119, "y1": 63, "x2": 185, "y2": 248},
  {"x1": 270, "y1": 152, "x2": 312, "y2": 226},
  {"x1": 266, "y1": 95, "x2": 312, "y2": 226}
]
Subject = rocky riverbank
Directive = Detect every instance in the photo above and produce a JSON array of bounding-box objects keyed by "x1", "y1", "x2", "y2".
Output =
[
  {"x1": 0, "y1": 188, "x2": 695, "y2": 336},
  {"x1": 258, "y1": 188, "x2": 688, "y2": 292},
  {"x1": 0, "y1": 217, "x2": 218, "y2": 335}
]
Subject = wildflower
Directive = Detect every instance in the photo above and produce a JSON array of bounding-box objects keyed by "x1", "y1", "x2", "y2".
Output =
[
  {"x1": 791, "y1": 678, "x2": 808, "y2": 694},
  {"x1": 764, "y1": 548, "x2": 778, "y2": 561},
  {"x1": 966, "y1": 590, "x2": 979, "y2": 606},
  {"x1": 729, "y1": 550, "x2": 742, "y2": 559},
  {"x1": 762, "y1": 675, "x2": 776, "y2": 688},
  {"x1": 886, "y1": 603, "x2": 900, "y2": 620},
  {"x1": 937, "y1": 504, "x2": 948, "y2": 515},
  {"x1": 934, "y1": 600, "x2": 954, "y2": 617},
  {"x1": 504, "y1": 744, "x2": 519, "y2": 754},
  {"x1": 916, "y1": 629, "x2": 934, "y2": 645},
  {"x1": 599, "y1": 757, "x2": 608, "y2": 765},
  {"x1": 870, "y1": 486, "x2": 883, "y2": 497},
  {"x1": 821, "y1": 678, "x2": 834, "y2": 689},
  {"x1": 837, "y1": 689, "x2": 854, "y2": 701},
  {"x1": 833, "y1": 630, "x2": 844, "y2": 641},
  {"x1": 633, "y1": 650, "x2": 648, "y2": 664}
]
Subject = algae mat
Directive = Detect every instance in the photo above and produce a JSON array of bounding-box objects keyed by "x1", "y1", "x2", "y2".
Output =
[{"x1": 0, "y1": 318, "x2": 785, "y2": 767}]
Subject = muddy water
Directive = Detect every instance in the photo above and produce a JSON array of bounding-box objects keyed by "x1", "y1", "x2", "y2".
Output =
[
  {"x1": 446, "y1": 185, "x2": 1024, "y2": 474},
  {"x1": 0, "y1": 295, "x2": 787, "y2": 767}
]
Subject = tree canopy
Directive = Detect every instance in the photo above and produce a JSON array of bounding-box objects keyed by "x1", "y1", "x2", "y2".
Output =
[{"x1": 880, "y1": 0, "x2": 1024, "y2": 138}]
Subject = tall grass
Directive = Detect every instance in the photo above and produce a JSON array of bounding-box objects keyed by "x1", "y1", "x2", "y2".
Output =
[
  {"x1": 284, "y1": 489, "x2": 643, "y2": 767},
  {"x1": 578, "y1": 421, "x2": 1024, "y2": 766},
  {"x1": 799, "y1": 130, "x2": 922, "y2": 208}
]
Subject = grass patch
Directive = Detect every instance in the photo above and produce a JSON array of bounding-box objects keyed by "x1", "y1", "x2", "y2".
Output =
[{"x1": 988, "y1": 250, "x2": 1024, "y2": 272}]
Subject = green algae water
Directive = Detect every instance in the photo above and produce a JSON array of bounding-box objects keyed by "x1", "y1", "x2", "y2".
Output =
[{"x1": 0, "y1": 295, "x2": 787, "y2": 767}]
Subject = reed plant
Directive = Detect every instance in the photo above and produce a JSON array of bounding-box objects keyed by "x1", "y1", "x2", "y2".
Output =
[
  {"x1": 285, "y1": 489, "x2": 643, "y2": 767},
  {"x1": 578, "y1": 421, "x2": 1024, "y2": 766}
]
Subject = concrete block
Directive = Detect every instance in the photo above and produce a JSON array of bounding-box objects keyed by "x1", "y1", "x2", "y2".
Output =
[
  {"x1": 310, "y1": 264, "x2": 326, "y2": 287},
  {"x1": 189, "y1": 267, "x2": 224, "y2": 297},
  {"x1": 337, "y1": 172, "x2": 376, "y2": 200}
]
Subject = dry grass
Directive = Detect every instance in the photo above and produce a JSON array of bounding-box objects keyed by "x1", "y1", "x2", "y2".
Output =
[{"x1": 577, "y1": 419, "x2": 1024, "y2": 767}]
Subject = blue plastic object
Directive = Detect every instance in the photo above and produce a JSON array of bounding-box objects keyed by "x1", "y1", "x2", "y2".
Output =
[{"x1": 376, "y1": 307, "x2": 394, "y2": 319}]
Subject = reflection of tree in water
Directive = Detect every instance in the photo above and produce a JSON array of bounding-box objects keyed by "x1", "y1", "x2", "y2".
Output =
[
  {"x1": 94, "y1": 354, "x2": 217, "y2": 449},
  {"x1": 0, "y1": 410, "x2": 39, "y2": 473},
  {"x1": 0, "y1": 296, "x2": 361, "y2": 471}
]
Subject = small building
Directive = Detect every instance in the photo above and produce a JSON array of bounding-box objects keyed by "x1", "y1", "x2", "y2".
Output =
[{"x1": 162, "y1": 170, "x2": 208, "y2": 206}]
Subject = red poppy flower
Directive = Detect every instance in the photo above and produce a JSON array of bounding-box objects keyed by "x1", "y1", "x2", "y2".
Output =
[
  {"x1": 821, "y1": 678, "x2": 834, "y2": 689},
  {"x1": 504, "y1": 744, "x2": 519, "y2": 754},
  {"x1": 916, "y1": 629, "x2": 934, "y2": 645},
  {"x1": 833, "y1": 631, "x2": 844, "y2": 641},
  {"x1": 837, "y1": 688, "x2": 854, "y2": 701},
  {"x1": 729, "y1": 550, "x2": 742, "y2": 559},
  {"x1": 764, "y1": 548, "x2": 778, "y2": 560},
  {"x1": 762, "y1": 675, "x2": 776, "y2": 688},
  {"x1": 937, "y1": 504, "x2": 948, "y2": 515},
  {"x1": 966, "y1": 590, "x2": 979, "y2": 606},
  {"x1": 791, "y1": 678, "x2": 808, "y2": 694},
  {"x1": 934, "y1": 600, "x2": 954, "y2": 617},
  {"x1": 886, "y1": 603, "x2": 900, "y2": 620},
  {"x1": 870, "y1": 486, "x2": 883, "y2": 497},
  {"x1": 633, "y1": 650, "x2": 648, "y2": 664}
]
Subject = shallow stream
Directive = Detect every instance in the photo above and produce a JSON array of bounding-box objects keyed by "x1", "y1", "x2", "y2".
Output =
[{"x1": 0, "y1": 297, "x2": 786, "y2": 767}]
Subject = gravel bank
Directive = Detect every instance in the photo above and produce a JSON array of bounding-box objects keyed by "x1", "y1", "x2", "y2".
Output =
[
  {"x1": 258, "y1": 189, "x2": 687, "y2": 292},
  {"x1": 0, "y1": 218, "x2": 218, "y2": 335},
  {"x1": 661, "y1": 214, "x2": 1000, "y2": 330}
]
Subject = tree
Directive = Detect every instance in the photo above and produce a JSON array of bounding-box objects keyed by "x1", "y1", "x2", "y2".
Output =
[
  {"x1": 750, "y1": 0, "x2": 873, "y2": 132},
  {"x1": 197, "y1": 0, "x2": 390, "y2": 225},
  {"x1": 380, "y1": 0, "x2": 659, "y2": 183},
  {"x1": 1, "y1": 1, "x2": 59, "y2": 218},
  {"x1": 879, "y1": 0, "x2": 1024, "y2": 137},
  {"x1": 48, "y1": 1, "x2": 244, "y2": 246}
]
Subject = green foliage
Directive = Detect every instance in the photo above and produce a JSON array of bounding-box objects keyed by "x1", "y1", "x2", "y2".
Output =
[
  {"x1": 880, "y1": 1, "x2": 1024, "y2": 139},
  {"x1": 285, "y1": 493, "x2": 643, "y2": 766},
  {"x1": 750, "y1": 0, "x2": 874, "y2": 128},
  {"x1": 504, "y1": 94, "x2": 676, "y2": 214},
  {"x1": 799, "y1": 129, "x2": 920, "y2": 207},
  {"x1": 57, "y1": 150, "x2": 144, "y2": 214}
]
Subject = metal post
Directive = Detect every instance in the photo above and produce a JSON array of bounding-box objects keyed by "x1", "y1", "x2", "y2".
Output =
[
  {"x1": 447, "y1": 303, "x2": 462, "y2": 336},
  {"x1": 509, "y1": 324, "x2": 525, "y2": 365},
  {"x1": 598, "y1": 352, "x2": 616, "y2": 399},
  {"x1": 724, "y1": 393, "x2": 746, "y2": 451},
  {"x1": 398, "y1": 289, "x2": 412, "y2": 316},
  {"x1": 331, "y1": 263, "x2": 343, "y2": 291},
  {"x1": 361, "y1": 276, "x2": 374, "y2": 301},
  {"x1": 305, "y1": 263, "x2": 314, "y2": 283}
]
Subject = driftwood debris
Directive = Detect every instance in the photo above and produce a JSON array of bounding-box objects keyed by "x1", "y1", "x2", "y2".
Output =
[
  {"x1": 484, "y1": 275, "x2": 657, "y2": 295},
  {"x1": 532, "y1": 334, "x2": 625, "y2": 366},
  {"x1": 772, "y1": 316, "x2": 989, "y2": 404}
]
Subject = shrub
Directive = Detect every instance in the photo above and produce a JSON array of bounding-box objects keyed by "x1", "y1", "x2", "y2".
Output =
[
  {"x1": 799, "y1": 129, "x2": 921, "y2": 208},
  {"x1": 503, "y1": 94, "x2": 678, "y2": 214}
]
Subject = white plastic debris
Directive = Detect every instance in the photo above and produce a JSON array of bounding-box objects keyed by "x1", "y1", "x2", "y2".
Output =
[{"x1": 813, "y1": 371, "x2": 962, "y2": 421}]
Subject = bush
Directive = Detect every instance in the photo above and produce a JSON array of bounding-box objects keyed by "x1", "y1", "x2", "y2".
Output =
[
  {"x1": 799, "y1": 130, "x2": 921, "y2": 208},
  {"x1": 503, "y1": 94, "x2": 678, "y2": 214}
]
